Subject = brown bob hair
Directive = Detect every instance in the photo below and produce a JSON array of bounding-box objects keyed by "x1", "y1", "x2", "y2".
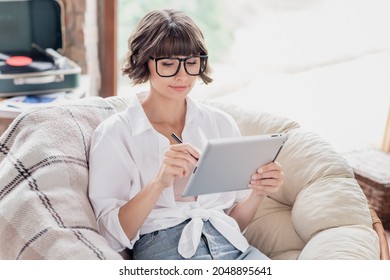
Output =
[{"x1": 121, "y1": 9, "x2": 213, "y2": 85}]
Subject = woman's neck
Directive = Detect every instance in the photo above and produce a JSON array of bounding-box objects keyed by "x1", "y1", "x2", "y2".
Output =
[{"x1": 141, "y1": 92, "x2": 187, "y2": 139}]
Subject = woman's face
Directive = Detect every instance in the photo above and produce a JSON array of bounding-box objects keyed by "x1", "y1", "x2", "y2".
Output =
[{"x1": 148, "y1": 56, "x2": 198, "y2": 100}]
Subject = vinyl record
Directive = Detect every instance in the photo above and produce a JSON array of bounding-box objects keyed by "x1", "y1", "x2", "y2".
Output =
[
  {"x1": 0, "y1": 58, "x2": 55, "y2": 74},
  {"x1": 6, "y1": 56, "x2": 33, "y2": 67}
]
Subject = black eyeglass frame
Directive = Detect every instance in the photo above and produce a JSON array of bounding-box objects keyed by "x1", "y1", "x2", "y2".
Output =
[{"x1": 149, "y1": 55, "x2": 208, "y2": 78}]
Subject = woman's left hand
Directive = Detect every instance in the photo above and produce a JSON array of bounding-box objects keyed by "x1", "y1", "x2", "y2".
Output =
[{"x1": 249, "y1": 161, "x2": 284, "y2": 197}]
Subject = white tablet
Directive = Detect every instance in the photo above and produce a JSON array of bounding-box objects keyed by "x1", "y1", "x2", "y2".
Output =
[{"x1": 182, "y1": 133, "x2": 288, "y2": 196}]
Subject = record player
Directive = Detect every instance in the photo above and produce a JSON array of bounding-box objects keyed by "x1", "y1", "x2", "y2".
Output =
[{"x1": 0, "y1": 0, "x2": 81, "y2": 97}]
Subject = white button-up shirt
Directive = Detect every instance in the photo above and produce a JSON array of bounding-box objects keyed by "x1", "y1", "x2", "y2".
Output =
[{"x1": 88, "y1": 92, "x2": 250, "y2": 258}]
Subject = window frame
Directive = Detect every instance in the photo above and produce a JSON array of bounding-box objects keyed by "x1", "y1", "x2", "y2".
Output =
[{"x1": 99, "y1": 0, "x2": 117, "y2": 97}]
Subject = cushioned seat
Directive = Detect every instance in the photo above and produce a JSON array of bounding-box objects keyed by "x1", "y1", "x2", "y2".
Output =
[
  {"x1": 203, "y1": 100, "x2": 380, "y2": 259},
  {"x1": 0, "y1": 96, "x2": 380, "y2": 259}
]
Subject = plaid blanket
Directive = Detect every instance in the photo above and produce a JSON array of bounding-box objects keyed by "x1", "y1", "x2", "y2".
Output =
[{"x1": 0, "y1": 96, "x2": 129, "y2": 259}]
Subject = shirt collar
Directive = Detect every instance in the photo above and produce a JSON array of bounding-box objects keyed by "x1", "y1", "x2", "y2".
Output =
[
  {"x1": 184, "y1": 95, "x2": 200, "y2": 126},
  {"x1": 124, "y1": 91, "x2": 203, "y2": 136},
  {"x1": 124, "y1": 91, "x2": 153, "y2": 136}
]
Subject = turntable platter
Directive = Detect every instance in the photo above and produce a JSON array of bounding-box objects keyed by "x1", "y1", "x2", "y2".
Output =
[
  {"x1": 6, "y1": 56, "x2": 33, "y2": 67},
  {"x1": 0, "y1": 54, "x2": 55, "y2": 74}
]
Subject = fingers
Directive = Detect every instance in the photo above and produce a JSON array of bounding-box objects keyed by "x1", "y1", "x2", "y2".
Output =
[
  {"x1": 162, "y1": 144, "x2": 199, "y2": 178},
  {"x1": 170, "y1": 143, "x2": 200, "y2": 163},
  {"x1": 249, "y1": 161, "x2": 284, "y2": 196},
  {"x1": 256, "y1": 161, "x2": 282, "y2": 174},
  {"x1": 163, "y1": 155, "x2": 192, "y2": 177}
]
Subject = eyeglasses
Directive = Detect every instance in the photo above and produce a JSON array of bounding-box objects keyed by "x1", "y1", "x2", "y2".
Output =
[{"x1": 149, "y1": 55, "x2": 208, "y2": 78}]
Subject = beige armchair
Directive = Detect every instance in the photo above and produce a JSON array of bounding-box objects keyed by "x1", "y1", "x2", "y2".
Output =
[{"x1": 0, "y1": 96, "x2": 384, "y2": 259}]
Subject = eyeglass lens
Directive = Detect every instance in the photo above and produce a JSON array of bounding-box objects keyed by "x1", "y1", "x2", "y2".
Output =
[{"x1": 156, "y1": 57, "x2": 206, "y2": 77}]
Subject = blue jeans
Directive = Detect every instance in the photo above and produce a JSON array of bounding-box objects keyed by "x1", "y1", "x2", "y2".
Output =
[{"x1": 133, "y1": 219, "x2": 269, "y2": 260}]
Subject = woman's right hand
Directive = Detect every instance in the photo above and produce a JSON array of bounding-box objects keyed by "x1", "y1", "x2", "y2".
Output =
[
  {"x1": 119, "y1": 143, "x2": 199, "y2": 240},
  {"x1": 154, "y1": 143, "x2": 200, "y2": 189}
]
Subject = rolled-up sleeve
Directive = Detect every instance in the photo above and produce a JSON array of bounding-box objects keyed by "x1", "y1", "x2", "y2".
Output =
[{"x1": 88, "y1": 122, "x2": 140, "y2": 252}]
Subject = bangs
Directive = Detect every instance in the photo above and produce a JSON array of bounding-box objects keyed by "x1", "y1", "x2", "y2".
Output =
[{"x1": 153, "y1": 25, "x2": 205, "y2": 57}]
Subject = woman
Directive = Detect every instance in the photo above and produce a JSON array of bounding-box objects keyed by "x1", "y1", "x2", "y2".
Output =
[{"x1": 88, "y1": 9, "x2": 283, "y2": 260}]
